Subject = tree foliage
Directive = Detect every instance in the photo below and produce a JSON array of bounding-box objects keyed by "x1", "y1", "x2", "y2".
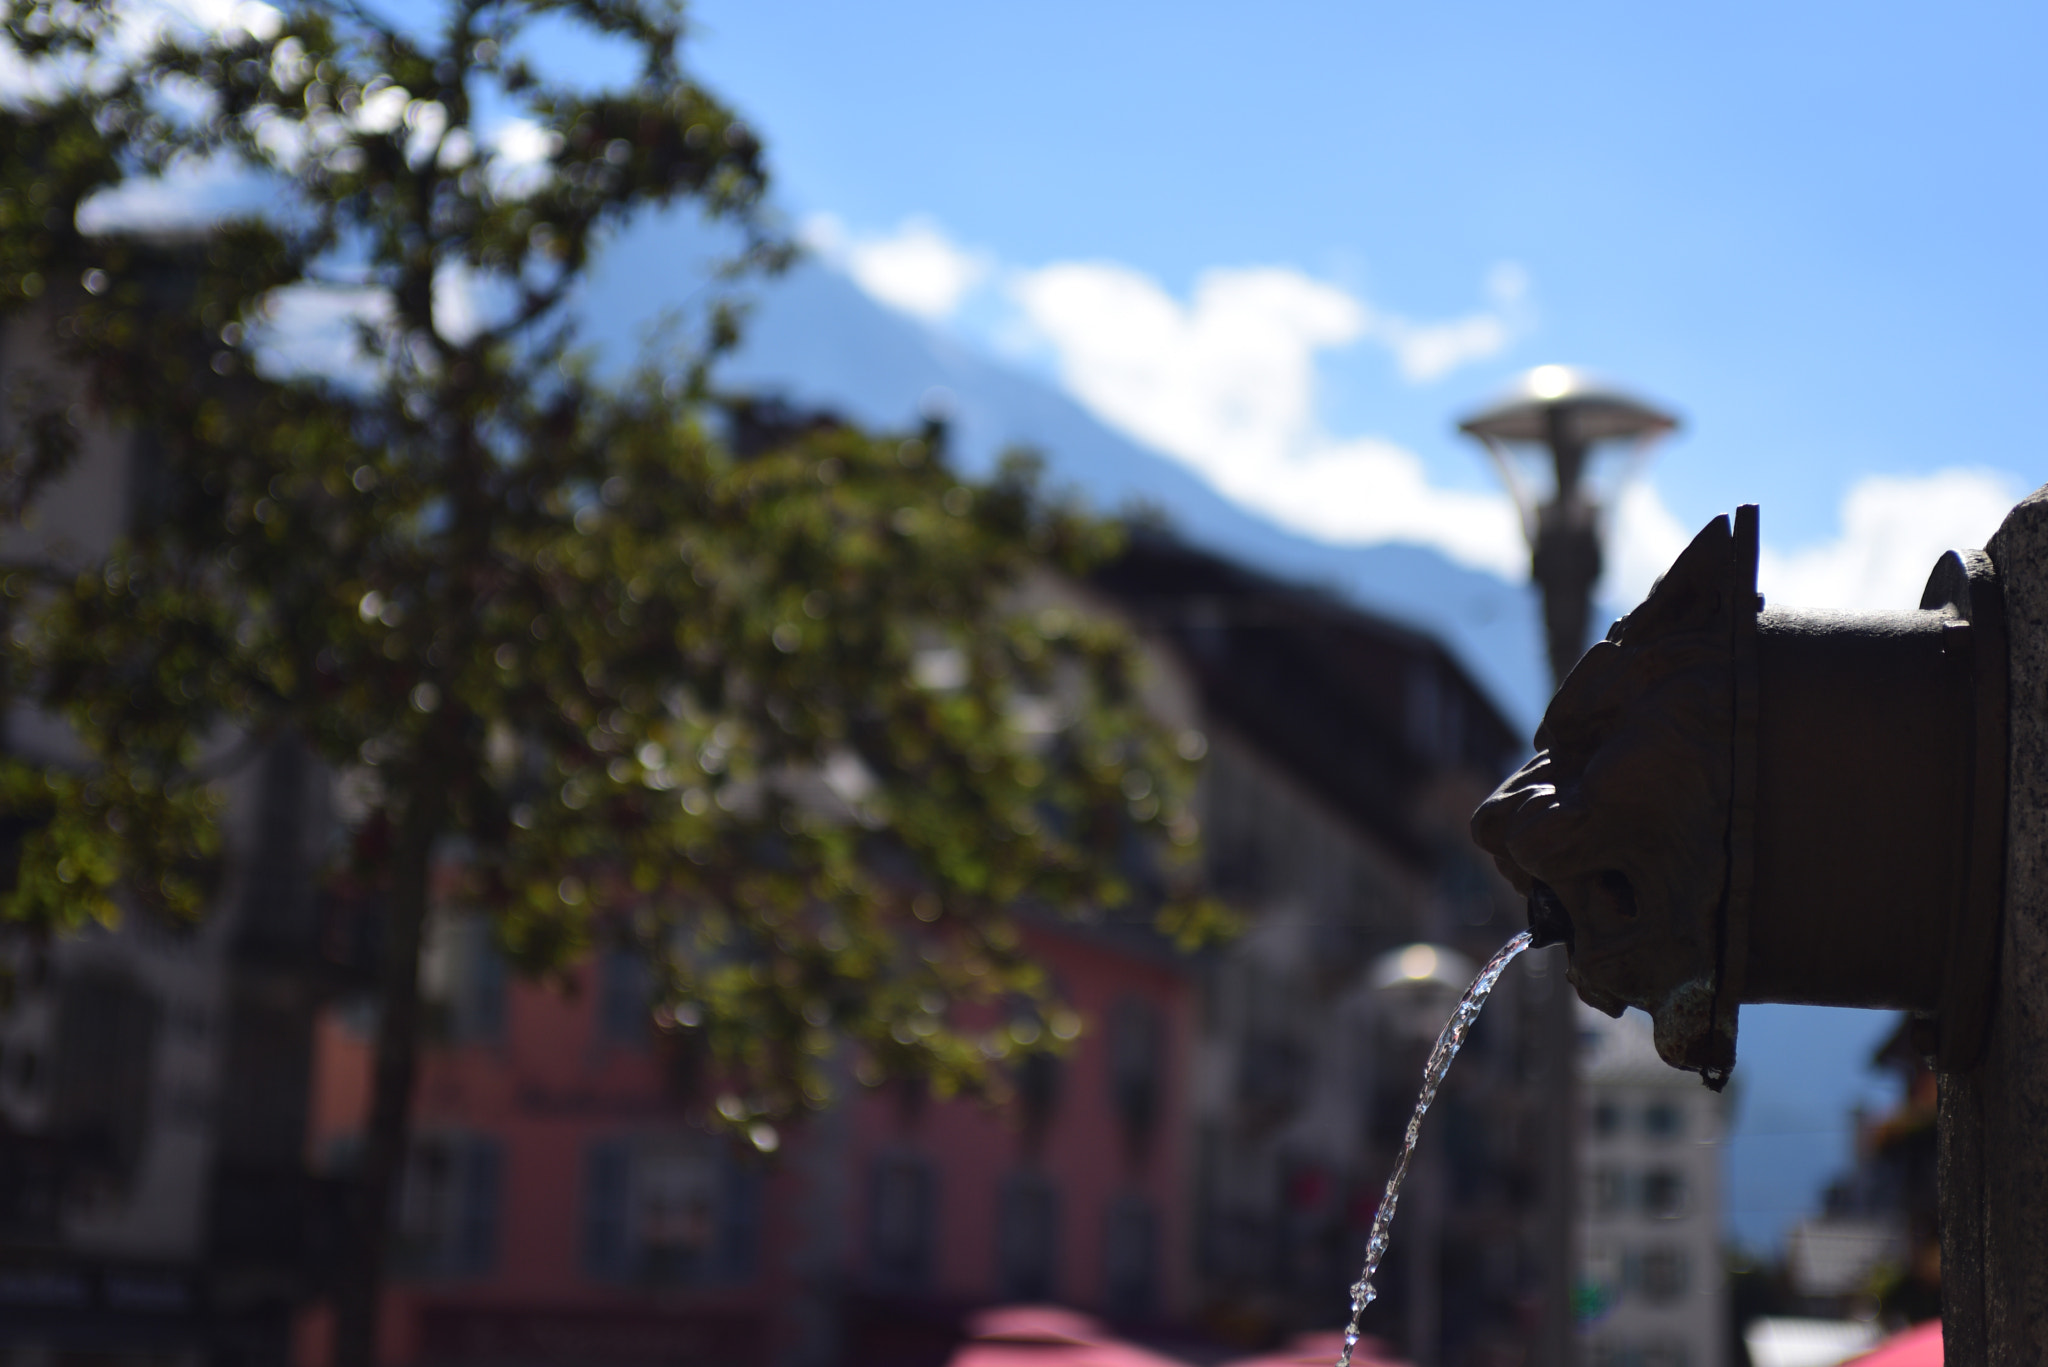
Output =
[
  {"x1": 0, "y1": 0, "x2": 1221, "y2": 1123},
  {"x1": 0, "y1": 2, "x2": 1226, "y2": 1358}
]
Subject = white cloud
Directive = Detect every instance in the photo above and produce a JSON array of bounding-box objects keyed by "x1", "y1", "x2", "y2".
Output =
[
  {"x1": 814, "y1": 214, "x2": 1528, "y2": 382},
  {"x1": 0, "y1": 0, "x2": 281, "y2": 100},
  {"x1": 1601, "y1": 468, "x2": 2020, "y2": 615},
  {"x1": 805, "y1": 214, "x2": 992, "y2": 322},
  {"x1": 251, "y1": 284, "x2": 392, "y2": 385},
  {"x1": 431, "y1": 262, "x2": 523, "y2": 347},
  {"x1": 1379, "y1": 312, "x2": 1513, "y2": 384},
  {"x1": 1008, "y1": 257, "x2": 1525, "y2": 573},
  {"x1": 75, "y1": 154, "x2": 273, "y2": 232},
  {"x1": 163, "y1": 0, "x2": 281, "y2": 40},
  {"x1": 984, "y1": 229, "x2": 2016, "y2": 603},
  {"x1": 799, "y1": 216, "x2": 1534, "y2": 568},
  {"x1": 1012, "y1": 262, "x2": 1363, "y2": 467},
  {"x1": 1376, "y1": 262, "x2": 1532, "y2": 383},
  {"x1": 1758, "y1": 469, "x2": 2019, "y2": 611},
  {"x1": 253, "y1": 268, "x2": 516, "y2": 377}
]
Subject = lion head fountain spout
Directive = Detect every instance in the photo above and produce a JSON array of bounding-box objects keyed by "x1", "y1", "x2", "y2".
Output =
[{"x1": 1471, "y1": 505, "x2": 2008, "y2": 1089}]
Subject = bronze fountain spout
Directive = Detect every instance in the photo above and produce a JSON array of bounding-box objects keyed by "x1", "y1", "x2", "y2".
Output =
[{"x1": 1471, "y1": 505, "x2": 2007, "y2": 1087}]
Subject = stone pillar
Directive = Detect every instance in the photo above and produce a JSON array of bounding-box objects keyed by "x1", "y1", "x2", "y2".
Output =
[{"x1": 1942, "y1": 482, "x2": 2048, "y2": 1363}]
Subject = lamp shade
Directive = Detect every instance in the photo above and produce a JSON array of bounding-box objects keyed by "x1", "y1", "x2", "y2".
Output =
[{"x1": 1457, "y1": 365, "x2": 1679, "y2": 449}]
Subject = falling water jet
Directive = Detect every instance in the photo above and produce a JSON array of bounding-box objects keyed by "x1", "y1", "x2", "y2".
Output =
[{"x1": 1334, "y1": 928, "x2": 1534, "y2": 1367}]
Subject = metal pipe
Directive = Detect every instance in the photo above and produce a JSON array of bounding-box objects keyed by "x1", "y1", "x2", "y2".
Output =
[
  {"x1": 1747, "y1": 607, "x2": 1970, "y2": 1010},
  {"x1": 1471, "y1": 506, "x2": 2006, "y2": 1086}
]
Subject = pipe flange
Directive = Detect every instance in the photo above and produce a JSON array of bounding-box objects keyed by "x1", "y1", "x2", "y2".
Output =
[{"x1": 1921, "y1": 549, "x2": 2007, "y2": 1072}]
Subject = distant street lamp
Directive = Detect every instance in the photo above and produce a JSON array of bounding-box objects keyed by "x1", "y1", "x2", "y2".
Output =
[
  {"x1": 1370, "y1": 941, "x2": 1477, "y2": 1042},
  {"x1": 1368, "y1": 942, "x2": 1476, "y2": 1367},
  {"x1": 1457, "y1": 365, "x2": 1679, "y2": 1367},
  {"x1": 1459, "y1": 365, "x2": 1679, "y2": 684}
]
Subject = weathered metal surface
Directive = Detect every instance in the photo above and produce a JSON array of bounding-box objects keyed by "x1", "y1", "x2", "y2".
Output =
[
  {"x1": 1744, "y1": 605, "x2": 1967, "y2": 1009},
  {"x1": 1940, "y1": 482, "x2": 2048, "y2": 1364},
  {"x1": 1923, "y1": 550, "x2": 2009, "y2": 1074},
  {"x1": 1471, "y1": 511, "x2": 1749, "y2": 1084},
  {"x1": 1472, "y1": 504, "x2": 2007, "y2": 1092}
]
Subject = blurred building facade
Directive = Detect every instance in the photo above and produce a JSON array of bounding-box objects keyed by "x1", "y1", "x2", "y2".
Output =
[
  {"x1": 0, "y1": 338, "x2": 1547, "y2": 1367},
  {"x1": 1575, "y1": 1004, "x2": 1728, "y2": 1367},
  {"x1": 1781, "y1": 1018, "x2": 1937, "y2": 1325},
  {"x1": 298, "y1": 908, "x2": 1199, "y2": 1367},
  {"x1": 295, "y1": 532, "x2": 1544, "y2": 1367},
  {"x1": 0, "y1": 309, "x2": 335, "y2": 1367},
  {"x1": 1091, "y1": 535, "x2": 1542, "y2": 1364}
]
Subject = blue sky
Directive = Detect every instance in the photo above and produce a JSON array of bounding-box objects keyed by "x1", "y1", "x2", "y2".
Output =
[{"x1": 681, "y1": 0, "x2": 2038, "y2": 612}]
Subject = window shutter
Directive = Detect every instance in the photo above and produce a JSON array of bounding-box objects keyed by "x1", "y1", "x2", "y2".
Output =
[
  {"x1": 600, "y1": 952, "x2": 649, "y2": 1044},
  {"x1": 455, "y1": 1137, "x2": 503, "y2": 1275},
  {"x1": 997, "y1": 1173, "x2": 1060, "y2": 1302},
  {"x1": 466, "y1": 923, "x2": 507, "y2": 1042},
  {"x1": 868, "y1": 1157, "x2": 936, "y2": 1290},
  {"x1": 582, "y1": 1140, "x2": 632, "y2": 1281},
  {"x1": 718, "y1": 1153, "x2": 762, "y2": 1283},
  {"x1": 1103, "y1": 1195, "x2": 1158, "y2": 1318}
]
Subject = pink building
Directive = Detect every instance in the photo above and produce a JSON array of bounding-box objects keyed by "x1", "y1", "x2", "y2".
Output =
[
  {"x1": 838, "y1": 920, "x2": 1196, "y2": 1358},
  {"x1": 294, "y1": 531, "x2": 1535, "y2": 1367},
  {"x1": 298, "y1": 914, "x2": 1195, "y2": 1367}
]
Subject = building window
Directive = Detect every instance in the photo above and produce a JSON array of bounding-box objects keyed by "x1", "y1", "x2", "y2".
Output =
[
  {"x1": 1407, "y1": 657, "x2": 1466, "y2": 761},
  {"x1": 1592, "y1": 1167, "x2": 1629, "y2": 1216},
  {"x1": 1016, "y1": 1047, "x2": 1063, "y2": 1140},
  {"x1": 52, "y1": 968, "x2": 161, "y2": 1206},
  {"x1": 1591, "y1": 1100, "x2": 1622, "y2": 1138},
  {"x1": 457, "y1": 919, "x2": 507, "y2": 1042},
  {"x1": 1637, "y1": 1246, "x2": 1690, "y2": 1303},
  {"x1": 598, "y1": 950, "x2": 650, "y2": 1045},
  {"x1": 1109, "y1": 998, "x2": 1163, "y2": 1146},
  {"x1": 1102, "y1": 1195, "x2": 1157, "y2": 1320},
  {"x1": 1642, "y1": 1101, "x2": 1683, "y2": 1140},
  {"x1": 1240, "y1": 1035, "x2": 1309, "y2": 1125},
  {"x1": 393, "y1": 1134, "x2": 502, "y2": 1277},
  {"x1": 1640, "y1": 1169, "x2": 1688, "y2": 1219},
  {"x1": 869, "y1": 1155, "x2": 936, "y2": 1291},
  {"x1": 583, "y1": 1141, "x2": 629, "y2": 1279},
  {"x1": 996, "y1": 1172, "x2": 1060, "y2": 1302},
  {"x1": 582, "y1": 1136, "x2": 756, "y2": 1285},
  {"x1": 425, "y1": 914, "x2": 506, "y2": 1044}
]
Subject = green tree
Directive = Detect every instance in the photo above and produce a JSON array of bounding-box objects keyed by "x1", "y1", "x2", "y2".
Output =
[{"x1": 0, "y1": 2, "x2": 1219, "y2": 1362}]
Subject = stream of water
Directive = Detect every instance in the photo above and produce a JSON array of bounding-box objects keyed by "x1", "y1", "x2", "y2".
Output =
[{"x1": 1334, "y1": 928, "x2": 1536, "y2": 1367}]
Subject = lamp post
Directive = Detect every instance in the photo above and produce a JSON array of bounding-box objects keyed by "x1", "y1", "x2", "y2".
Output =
[
  {"x1": 1460, "y1": 365, "x2": 1678, "y2": 683},
  {"x1": 1369, "y1": 943, "x2": 1478, "y2": 1367},
  {"x1": 1457, "y1": 364, "x2": 1679, "y2": 1367}
]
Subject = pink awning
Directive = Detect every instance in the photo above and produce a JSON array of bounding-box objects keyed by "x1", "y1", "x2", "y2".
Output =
[
  {"x1": 947, "y1": 1310, "x2": 1409, "y2": 1367},
  {"x1": 947, "y1": 1307, "x2": 1199, "y2": 1367},
  {"x1": 1848, "y1": 1320, "x2": 1942, "y2": 1367}
]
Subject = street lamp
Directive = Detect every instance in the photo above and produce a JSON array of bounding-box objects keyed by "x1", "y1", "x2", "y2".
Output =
[
  {"x1": 1459, "y1": 365, "x2": 1679, "y2": 684},
  {"x1": 1370, "y1": 942, "x2": 1477, "y2": 1042},
  {"x1": 1457, "y1": 364, "x2": 1679, "y2": 1367},
  {"x1": 1367, "y1": 942, "x2": 1476, "y2": 1367}
]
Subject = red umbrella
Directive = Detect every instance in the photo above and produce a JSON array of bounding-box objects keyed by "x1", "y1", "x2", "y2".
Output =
[
  {"x1": 1847, "y1": 1320, "x2": 1942, "y2": 1367},
  {"x1": 947, "y1": 1307, "x2": 1197, "y2": 1367}
]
